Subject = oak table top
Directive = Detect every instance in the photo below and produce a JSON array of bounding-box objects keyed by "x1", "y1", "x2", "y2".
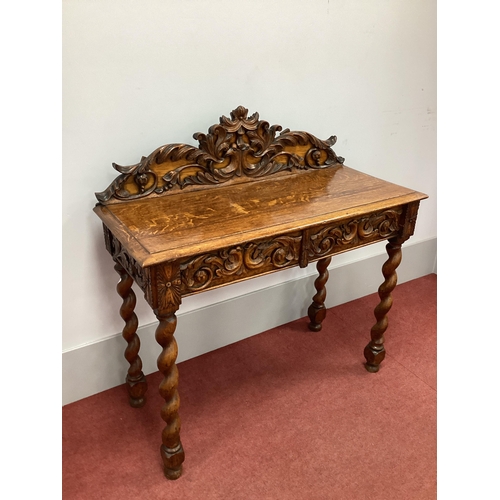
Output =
[
  {"x1": 93, "y1": 106, "x2": 427, "y2": 480},
  {"x1": 95, "y1": 165, "x2": 424, "y2": 267}
]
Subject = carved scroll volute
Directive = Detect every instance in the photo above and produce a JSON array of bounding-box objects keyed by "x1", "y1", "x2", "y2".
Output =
[
  {"x1": 179, "y1": 233, "x2": 302, "y2": 295},
  {"x1": 95, "y1": 106, "x2": 345, "y2": 203},
  {"x1": 306, "y1": 208, "x2": 403, "y2": 260}
]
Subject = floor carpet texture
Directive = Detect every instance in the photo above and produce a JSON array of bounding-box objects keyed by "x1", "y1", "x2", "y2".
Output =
[{"x1": 63, "y1": 274, "x2": 437, "y2": 499}]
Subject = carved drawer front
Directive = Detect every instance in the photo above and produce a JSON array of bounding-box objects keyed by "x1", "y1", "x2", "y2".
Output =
[
  {"x1": 306, "y1": 208, "x2": 404, "y2": 260},
  {"x1": 179, "y1": 232, "x2": 303, "y2": 295}
]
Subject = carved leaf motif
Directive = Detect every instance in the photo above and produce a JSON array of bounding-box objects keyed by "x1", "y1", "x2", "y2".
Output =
[
  {"x1": 247, "y1": 121, "x2": 282, "y2": 156},
  {"x1": 180, "y1": 234, "x2": 302, "y2": 293},
  {"x1": 308, "y1": 209, "x2": 402, "y2": 257},
  {"x1": 309, "y1": 221, "x2": 358, "y2": 255},
  {"x1": 156, "y1": 265, "x2": 182, "y2": 308},
  {"x1": 193, "y1": 125, "x2": 230, "y2": 161},
  {"x1": 358, "y1": 212, "x2": 400, "y2": 238},
  {"x1": 95, "y1": 106, "x2": 345, "y2": 203},
  {"x1": 244, "y1": 236, "x2": 301, "y2": 269},
  {"x1": 155, "y1": 143, "x2": 214, "y2": 165},
  {"x1": 182, "y1": 248, "x2": 243, "y2": 291},
  {"x1": 220, "y1": 106, "x2": 260, "y2": 133}
]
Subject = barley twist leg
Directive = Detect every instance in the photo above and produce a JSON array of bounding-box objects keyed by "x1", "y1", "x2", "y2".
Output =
[
  {"x1": 155, "y1": 312, "x2": 185, "y2": 480},
  {"x1": 364, "y1": 240, "x2": 402, "y2": 372},
  {"x1": 115, "y1": 262, "x2": 147, "y2": 407},
  {"x1": 308, "y1": 257, "x2": 332, "y2": 332}
]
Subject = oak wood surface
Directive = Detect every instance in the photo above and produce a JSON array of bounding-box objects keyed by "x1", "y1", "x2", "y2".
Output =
[
  {"x1": 93, "y1": 106, "x2": 428, "y2": 480},
  {"x1": 94, "y1": 165, "x2": 426, "y2": 267}
]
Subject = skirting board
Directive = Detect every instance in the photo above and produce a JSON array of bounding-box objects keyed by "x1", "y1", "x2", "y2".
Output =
[{"x1": 62, "y1": 237, "x2": 436, "y2": 406}]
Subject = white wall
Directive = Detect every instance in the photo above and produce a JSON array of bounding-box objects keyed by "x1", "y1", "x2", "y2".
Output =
[{"x1": 63, "y1": 0, "x2": 436, "y2": 401}]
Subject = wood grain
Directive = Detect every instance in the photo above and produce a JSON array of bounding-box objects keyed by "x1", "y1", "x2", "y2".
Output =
[
  {"x1": 95, "y1": 166, "x2": 426, "y2": 266},
  {"x1": 93, "y1": 106, "x2": 428, "y2": 480},
  {"x1": 114, "y1": 262, "x2": 148, "y2": 407},
  {"x1": 95, "y1": 106, "x2": 345, "y2": 203}
]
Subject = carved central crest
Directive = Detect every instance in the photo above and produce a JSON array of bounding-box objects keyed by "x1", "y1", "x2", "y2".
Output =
[{"x1": 96, "y1": 106, "x2": 345, "y2": 203}]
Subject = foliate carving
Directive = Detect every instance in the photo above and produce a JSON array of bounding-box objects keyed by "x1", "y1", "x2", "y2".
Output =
[
  {"x1": 180, "y1": 234, "x2": 302, "y2": 293},
  {"x1": 95, "y1": 106, "x2": 345, "y2": 202},
  {"x1": 308, "y1": 209, "x2": 403, "y2": 258},
  {"x1": 103, "y1": 225, "x2": 152, "y2": 304},
  {"x1": 178, "y1": 210, "x2": 402, "y2": 294},
  {"x1": 155, "y1": 264, "x2": 182, "y2": 311}
]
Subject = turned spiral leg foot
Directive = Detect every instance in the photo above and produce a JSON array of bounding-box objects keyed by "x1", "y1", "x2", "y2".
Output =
[
  {"x1": 364, "y1": 240, "x2": 402, "y2": 372},
  {"x1": 308, "y1": 257, "x2": 332, "y2": 332},
  {"x1": 115, "y1": 262, "x2": 148, "y2": 407},
  {"x1": 155, "y1": 311, "x2": 185, "y2": 480}
]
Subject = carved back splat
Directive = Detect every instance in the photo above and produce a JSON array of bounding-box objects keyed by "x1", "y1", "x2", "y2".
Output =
[{"x1": 95, "y1": 106, "x2": 345, "y2": 204}]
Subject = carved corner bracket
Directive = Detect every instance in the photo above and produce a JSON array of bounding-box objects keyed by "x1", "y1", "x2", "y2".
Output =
[
  {"x1": 152, "y1": 263, "x2": 182, "y2": 314},
  {"x1": 95, "y1": 106, "x2": 345, "y2": 203},
  {"x1": 104, "y1": 225, "x2": 183, "y2": 313}
]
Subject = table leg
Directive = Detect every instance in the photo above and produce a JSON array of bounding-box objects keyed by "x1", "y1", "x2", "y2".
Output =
[
  {"x1": 114, "y1": 262, "x2": 147, "y2": 407},
  {"x1": 364, "y1": 240, "x2": 402, "y2": 372},
  {"x1": 308, "y1": 256, "x2": 332, "y2": 332},
  {"x1": 155, "y1": 310, "x2": 185, "y2": 480}
]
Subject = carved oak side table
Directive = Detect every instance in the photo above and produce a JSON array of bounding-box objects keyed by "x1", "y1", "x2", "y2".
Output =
[{"x1": 93, "y1": 106, "x2": 427, "y2": 479}]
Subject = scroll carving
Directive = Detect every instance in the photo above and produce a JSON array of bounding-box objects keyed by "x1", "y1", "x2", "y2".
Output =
[
  {"x1": 307, "y1": 209, "x2": 403, "y2": 258},
  {"x1": 104, "y1": 209, "x2": 403, "y2": 299},
  {"x1": 180, "y1": 234, "x2": 302, "y2": 293},
  {"x1": 95, "y1": 106, "x2": 345, "y2": 203},
  {"x1": 178, "y1": 209, "x2": 402, "y2": 294}
]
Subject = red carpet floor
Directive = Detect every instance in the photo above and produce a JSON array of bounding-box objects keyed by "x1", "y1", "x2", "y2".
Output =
[{"x1": 63, "y1": 274, "x2": 436, "y2": 499}]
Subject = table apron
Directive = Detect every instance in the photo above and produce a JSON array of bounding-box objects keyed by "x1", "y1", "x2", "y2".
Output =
[{"x1": 103, "y1": 201, "x2": 420, "y2": 307}]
